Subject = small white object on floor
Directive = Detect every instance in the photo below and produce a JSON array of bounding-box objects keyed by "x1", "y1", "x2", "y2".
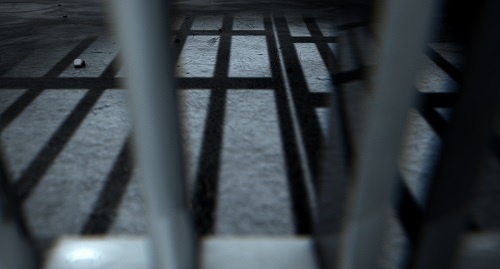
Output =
[{"x1": 73, "y1": 59, "x2": 85, "y2": 68}]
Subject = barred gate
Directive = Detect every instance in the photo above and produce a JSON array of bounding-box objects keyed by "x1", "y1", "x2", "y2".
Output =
[{"x1": 1, "y1": 0, "x2": 500, "y2": 269}]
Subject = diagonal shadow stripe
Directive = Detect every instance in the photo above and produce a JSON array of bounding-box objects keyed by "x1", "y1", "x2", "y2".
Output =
[
  {"x1": 274, "y1": 15, "x2": 324, "y2": 188},
  {"x1": 425, "y1": 46, "x2": 463, "y2": 83},
  {"x1": 190, "y1": 14, "x2": 232, "y2": 235},
  {"x1": 394, "y1": 175, "x2": 423, "y2": 244},
  {"x1": 417, "y1": 92, "x2": 457, "y2": 108},
  {"x1": 44, "y1": 37, "x2": 99, "y2": 77},
  {"x1": 313, "y1": 26, "x2": 359, "y2": 240},
  {"x1": 0, "y1": 89, "x2": 41, "y2": 132},
  {"x1": 303, "y1": 16, "x2": 337, "y2": 77},
  {"x1": 266, "y1": 13, "x2": 312, "y2": 234},
  {"x1": 422, "y1": 107, "x2": 448, "y2": 139},
  {"x1": 13, "y1": 88, "x2": 105, "y2": 202},
  {"x1": 304, "y1": 16, "x2": 356, "y2": 172},
  {"x1": 172, "y1": 16, "x2": 194, "y2": 65},
  {"x1": 0, "y1": 37, "x2": 98, "y2": 132},
  {"x1": 416, "y1": 103, "x2": 448, "y2": 139},
  {"x1": 0, "y1": 48, "x2": 35, "y2": 77},
  {"x1": 0, "y1": 154, "x2": 37, "y2": 243},
  {"x1": 303, "y1": 15, "x2": 363, "y2": 178},
  {"x1": 14, "y1": 54, "x2": 120, "y2": 202},
  {"x1": 80, "y1": 135, "x2": 134, "y2": 235}
]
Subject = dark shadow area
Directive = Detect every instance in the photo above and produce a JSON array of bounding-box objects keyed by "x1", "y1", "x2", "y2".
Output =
[
  {"x1": 0, "y1": 155, "x2": 40, "y2": 263},
  {"x1": 264, "y1": 13, "x2": 314, "y2": 234},
  {"x1": 0, "y1": 37, "x2": 98, "y2": 132},
  {"x1": 12, "y1": 55, "x2": 119, "y2": 202},
  {"x1": 81, "y1": 135, "x2": 134, "y2": 234},
  {"x1": 190, "y1": 15, "x2": 232, "y2": 235}
]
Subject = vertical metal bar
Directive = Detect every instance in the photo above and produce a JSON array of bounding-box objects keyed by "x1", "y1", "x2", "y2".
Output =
[
  {"x1": 0, "y1": 156, "x2": 38, "y2": 269},
  {"x1": 108, "y1": 1, "x2": 196, "y2": 269},
  {"x1": 337, "y1": 1, "x2": 438, "y2": 269},
  {"x1": 410, "y1": 1, "x2": 500, "y2": 268}
]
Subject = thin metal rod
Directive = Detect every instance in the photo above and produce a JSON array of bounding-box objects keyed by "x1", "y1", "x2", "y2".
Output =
[
  {"x1": 108, "y1": 1, "x2": 196, "y2": 269},
  {"x1": 338, "y1": 1, "x2": 437, "y2": 269}
]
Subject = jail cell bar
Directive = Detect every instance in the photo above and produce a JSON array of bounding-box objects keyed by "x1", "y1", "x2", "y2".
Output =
[
  {"x1": 109, "y1": 0, "x2": 196, "y2": 268},
  {"x1": 326, "y1": 0, "x2": 439, "y2": 269}
]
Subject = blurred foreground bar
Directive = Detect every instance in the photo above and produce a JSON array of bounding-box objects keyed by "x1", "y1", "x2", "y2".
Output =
[
  {"x1": 409, "y1": 1, "x2": 500, "y2": 269},
  {"x1": 0, "y1": 157, "x2": 39, "y2": 269},
  {"x1": 108, "y1": 0, "x2": 196, "y2": 268},
  {"x1": 316, "y1": 0, "x2": 439, "y2": 268}
]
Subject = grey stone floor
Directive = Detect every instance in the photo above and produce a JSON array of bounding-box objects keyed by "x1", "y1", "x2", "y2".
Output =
[{"x1": 1, "y1": 1, "x2": 500, "y2": 268}]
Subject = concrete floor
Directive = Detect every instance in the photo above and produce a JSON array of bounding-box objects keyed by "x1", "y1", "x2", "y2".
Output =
[
  {"x1": 1, "y1": 1, "x2": 500, "y2": 268},
  {"x1": 0, "y1": 0, "x2": 341, "y2": 239}
]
